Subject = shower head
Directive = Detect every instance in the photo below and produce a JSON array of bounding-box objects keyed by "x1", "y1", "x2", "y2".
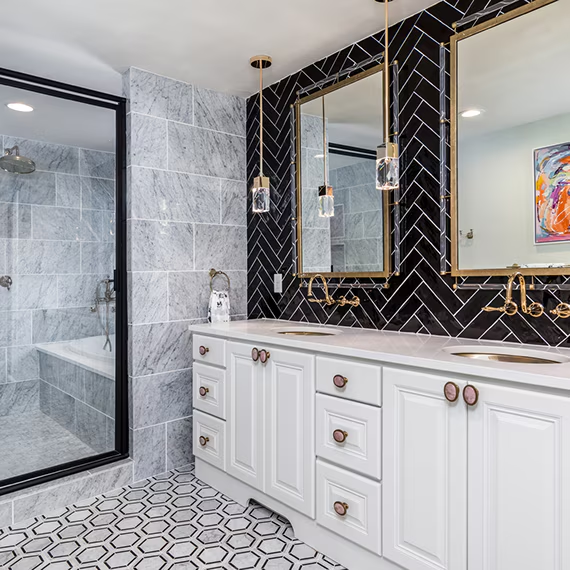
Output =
[{"x1": 0, "y1": 146, "x2": 36, "y2": 174}]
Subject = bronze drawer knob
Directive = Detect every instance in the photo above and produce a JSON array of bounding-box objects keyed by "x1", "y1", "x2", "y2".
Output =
[
  {"x1": 199, "y1": 386, "x2": 209, "y2": 397},
  {"x1": 463, "y1": 384, "x2": 479, "y2": 406},
  {"x1": 333, "y1": 375, "x2": 348, "y2": 388},
  {"x1": 252, "y1": 347, "x2": 259, "y2": 362},
  {"x1": 333, "y1": 501, "x2": 349, "y2": 517},
  {"x1": 199, "y1": 436, "x2": 209, "y2": 447},
  {"x1": 199, "y1": 345, "x2": 209, "y2": 356},
  {"x1": 333, "y1": 429, "x2": 348, "y2": 443},
  {"x1": 259, "y1": 349, "x2": 270, "y2": 363},
  {"x1": 444, "y1": 382, "x2": 459, "y2": 403}
]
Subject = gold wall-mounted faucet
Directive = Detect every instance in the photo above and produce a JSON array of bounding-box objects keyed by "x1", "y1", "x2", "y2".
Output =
[
  {"x1": 306, "y1": 274, "x2": 360, "y2": 307},
  {"x1": 481, "y1": 272, "x2": 544, "y2": 318}
]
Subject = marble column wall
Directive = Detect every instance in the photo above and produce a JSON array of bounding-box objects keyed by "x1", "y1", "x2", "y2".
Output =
[
  {"x1": 0, "y1": 136, "x2": 115, "y2": 417},
  {"x1": 123, "y1": 67, "x2": 247, "y2": 481}
]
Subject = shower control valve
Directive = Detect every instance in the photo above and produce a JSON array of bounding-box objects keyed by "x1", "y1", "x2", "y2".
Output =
[{"x1": 0, "y1": 276, "x2": 12, "y2": 291}]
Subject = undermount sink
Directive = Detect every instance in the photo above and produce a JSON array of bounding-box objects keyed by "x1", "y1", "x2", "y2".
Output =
[
  {"x1": 444, "y1": 345, "x2": 568, "y2": 365},
  {"x1": 274, "y1": 326, "x2": 340, "y2": 337}
]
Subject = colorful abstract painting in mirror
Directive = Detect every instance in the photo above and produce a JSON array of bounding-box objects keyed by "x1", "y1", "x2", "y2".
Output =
[{"x1": 535, "y1": 142, "x2": 570, "y2": 244}]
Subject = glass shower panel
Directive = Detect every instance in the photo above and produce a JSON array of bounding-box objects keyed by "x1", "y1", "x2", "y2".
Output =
[{"x1": 0, "y1": 84, "x2": 117, "y2": 481}]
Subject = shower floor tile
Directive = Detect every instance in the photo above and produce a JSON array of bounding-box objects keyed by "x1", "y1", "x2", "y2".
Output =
[
  {"x1": 0, "y1": 411, "x2": 96, "y2": 481},
  {"x1": 0, "y1": 464, "x2": 345, "y2": 569}
]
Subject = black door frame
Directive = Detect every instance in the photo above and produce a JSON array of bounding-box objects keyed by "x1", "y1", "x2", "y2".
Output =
[{"x1": 0, "y1": 67, "x2": 129, "y2": 496}]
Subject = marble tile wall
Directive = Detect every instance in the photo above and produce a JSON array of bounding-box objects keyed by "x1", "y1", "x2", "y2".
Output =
[
  {"x1": 123, "y1": 67, "x2": 247, "y2": 481},
  {"x1": 0, "y1": 134, "x2": 116, "y2": 418}
]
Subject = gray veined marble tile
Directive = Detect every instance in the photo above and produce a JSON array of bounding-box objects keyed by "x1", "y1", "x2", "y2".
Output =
[
  {"x1": 0, "y1": 501, "x2": 11, "y2": 529},
  {"x1": 345, "y1": 238, "x2": 381, "y2": 266},
  {"x1": 167, "y1": 271, "x2": 210, "y2": 321},
  {"x1": 194, "y1": 224, "x2": 247, "y2": 271},
  {"x1": 0, "y1": 203, "x2": 31, "y2": 239},
  {"x1": 18, "y1": 204, "x2": 31, "y2": 239},
  {"x1": 57, "y1": 274, "x2": 106, "y2": 308},
  {"x1": 132, "y1": 424, "x2": 166, "y2": 481},
  {"x1": 76, "y1": 401, "x2": 109, "y2": 453},
  {"x1": 81, "y1": 177, "x2": 115, "y2": 210},
  {"x1": 128, "y1": 272, "x2": 168, "y2": 325},
  {"x1": 168, "y1": 122, "x2": 245, "y2": 181},
  {"x1": 0, "y1": 380, "x2": 39, "y2": 416},
  {"x1": 336, "y1": 160, "x2": 375, "y2": 189},
  {"x1": 301, "y1": 228, "x2": 332, "y2": 273},
  {"x1": 39, "y1": 352, "x2": 58, "y2": 384},
  {"x1": 128, "y1": 113, "x2": 167, "y2": 169},
  {"x1": 301, "y1": 113, "x2": 325, "y2": 150},
  {"x1": 0, "y1": 169, "x2": 56, "y2": 205},
  {"x1": 167, "y1": 416, "x2": 193, "y2": 470},
  {"x1": 349, "y1": 183, "x2": 382, "y2": 214},
  {"x1": 56, "y1": 174, "x2": 81, "y2": 208},
  {"x1": 126, "y1": 68, "x2": 193, "y2": 124},
  {"x1": 85, "y1": 370, "x2": 115, "y2": 418},
  {"x1": 80, "y1": 149, "x2": 116, "y2": 180},
  {"x1": 194, "y1": 87, "x2": 246, "y2": 137},
  {"x1": 58, "y1": 359, "x2": 86, "y2": 399},
  {"x1": 331, "y1": 244, "x2": 346, "y2": 272},
  {"x1": 131, "y1": 369, "x2": 192, "y2": 429},
  {"x1": 32, "y1": 307, "x2": 101, "y2": 344},
  {"x1": 129, "y1": 220, "x2": 193, "y2": 272},
  {"x1": 14, "y1": 275, "x2": 58, "y2": 310},
  {"x1": 301, "y1": 186, "x2": 329, "y2": 230},
  {"x1": 81, "y1": 242, "x2": 115, "y2": 275},
  {"x1": 0, "y1": 239, "x2": 5, "y2": 273},
  {"x1": 330, "y1": 203, "x2": 345, "y2": 239},
  {"x1": 221, "y1": 180, "x2": 247, "y2": 226},
  {"x1": 12, "y1": 241, "x2": 80, "y2": 275},
  {"x1": 362, "y1": 209, "x2": 383, "y2": 239},
  {"x1": 102, "y1": 210, "x2": 116, "y2": 243},
  {"x1": 0, "y1": 310, "x2": 32, "y2": 348},
  {"x1": 130, "y1": 320, "x2": 192, "y2": 377},
  {"x1": 4, "y1": 137, "x2": 79, "y2": 174},
  {"x1": 32, "y1": 205, "x2": 81, "y2": 241},
  {"x1": 0, "y1": 348, "x2": 6, "y2": 383},
  {"x1": 345, "y1": 212, "x2": 364, "y2": 240},
  {"x1": 7, "y1": 346, "x2": 39, "y2": 382},
  {"x1": 130, "y1": 167, "x2": 220, "y2": 223},
  {"x1": 80, "y1": 209, "x2": 103, "y2": 242}
]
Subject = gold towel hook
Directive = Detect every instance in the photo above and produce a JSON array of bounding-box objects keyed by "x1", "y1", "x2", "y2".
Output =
[{"x1": 209, "y1": 268, "x2": 231, "y2": 292}]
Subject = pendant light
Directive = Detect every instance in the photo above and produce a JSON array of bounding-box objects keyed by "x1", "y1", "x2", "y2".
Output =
[
  {"x1": 375, "y1": 0, "x2": 399, "y2": 191},
  {"x1": 250, "y1": 55, "x2": 272, "y2": 213},
  {"x1": 318, "y1": 95, "x2": 334, "y2": 218}
]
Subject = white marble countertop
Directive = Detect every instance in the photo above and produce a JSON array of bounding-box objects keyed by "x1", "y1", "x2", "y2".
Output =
[{"x1": 188, "y1": 319, "x2": 570, "y2": 392}]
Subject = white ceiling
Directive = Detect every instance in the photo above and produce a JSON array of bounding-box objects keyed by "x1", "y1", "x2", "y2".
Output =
[
  {"x1": 458, "y1": 0, "x2": 570, "y2": 140},
  {"x1": 0, "y1": 0, "x2": 437, "y2": 98}
]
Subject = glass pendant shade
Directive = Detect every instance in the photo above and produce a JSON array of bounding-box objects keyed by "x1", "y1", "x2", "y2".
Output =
[
  {"x1": 318, "y1": 185, "x2": 334, "y2": 217},
  {"x1": 376, "y1": 143, "x2": 399, "y2": 191},
  {"x1": 252, "y1": 176, "x2": 270, "y2": 213}
]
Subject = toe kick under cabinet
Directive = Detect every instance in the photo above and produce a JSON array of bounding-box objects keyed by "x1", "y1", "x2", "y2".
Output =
[{"x1": 192, "y1": 332, "x2": 570, "y2": 570}]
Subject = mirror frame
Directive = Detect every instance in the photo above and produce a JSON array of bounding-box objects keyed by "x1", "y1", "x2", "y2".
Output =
[
  {"x1": 450, "y1": 0, "x2": 562, "y2": 277},
  {"x1": 294, "y1": 63, "x2": 391, "y2": 279}
]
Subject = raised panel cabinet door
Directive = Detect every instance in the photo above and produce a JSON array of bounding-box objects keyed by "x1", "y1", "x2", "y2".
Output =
[
  {"x1": 468, "y1": 383, "x2": 570, "y2": 570},
  {"x1": 226, "y1": 342, "x2": 264, "y2": 489},
  {"x1": 383, "y1": 367, "x2": 467, "y2": 570},
  {"x1": 265, "y1": 348, "x2": 315, "y2": 517}
]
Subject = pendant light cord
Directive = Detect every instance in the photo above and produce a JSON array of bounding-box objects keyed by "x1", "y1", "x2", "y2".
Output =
[
  {"x1": 322, "y1": 96, "x2": 328, "y2": 187},
  {"x1": 259, "y1": 64, "x2": 264, "y2": 177},
  {"x1": 384, "y1": 0, "x2": 390, "y2": 147}
]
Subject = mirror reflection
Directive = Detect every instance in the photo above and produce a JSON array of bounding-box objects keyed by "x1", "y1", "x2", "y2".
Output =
[
  {"x1": 453, "y1": 0, "x2": 570, "y2": 274},
  {"x1": 297, "y1": 67, "x2": 390, "y2": 277}
]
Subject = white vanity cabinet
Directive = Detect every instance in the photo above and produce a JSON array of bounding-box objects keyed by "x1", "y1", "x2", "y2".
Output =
[{"x1": 383, "y1": 367, "x2": 570, "y2": 570}]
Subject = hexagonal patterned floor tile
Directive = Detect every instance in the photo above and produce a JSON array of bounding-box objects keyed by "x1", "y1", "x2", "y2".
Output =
[{"x1": 0, "y1": 464, "x2": 345, "y2": 569}]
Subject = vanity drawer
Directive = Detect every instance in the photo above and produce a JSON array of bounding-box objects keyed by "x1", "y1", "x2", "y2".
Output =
[
  {"x1": 193, "y1": 410, "x2": 226, "y2": 471},
  {"x1": 316, "y1": 459, "x2": 382, "y2": 555},
  {"x1": 193, "y1": 334, "x2": 226, "y2": 367},
  {"x1": 317, "y1": 356, "x2": 382, "y2": 406},
  {"x1": 316, "y1": 394, "x2": 381, "y2": 480},
  {"x1": 193, "y1": 363, "x2": 226, "y2": 420}
]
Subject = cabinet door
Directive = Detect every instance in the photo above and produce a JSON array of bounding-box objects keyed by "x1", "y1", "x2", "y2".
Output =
[
  {"x1": 468, "y1": 383, "x2": 570, "y2": 570},
  {"x1": 226, "y1": 342, "x2": 264, "y2": 489},
  {"x1": 383, "y1": 367, "x2": 467, "y2": 570},
  {"x1": 265, "y1": 348, "x2": 315, "y2": 517}
]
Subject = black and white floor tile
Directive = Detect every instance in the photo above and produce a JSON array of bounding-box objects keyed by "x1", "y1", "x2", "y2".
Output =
[{"x1": 0, "y1": 464, "x2": 344, "y2": 570}]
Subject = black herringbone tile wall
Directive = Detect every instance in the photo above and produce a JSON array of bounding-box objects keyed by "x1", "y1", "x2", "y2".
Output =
[{"x1": 246, "y1": 0, "x2": 570, "y2": 347}]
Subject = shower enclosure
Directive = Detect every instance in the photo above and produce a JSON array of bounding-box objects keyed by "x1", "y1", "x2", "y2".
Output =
[{"x1": 0, "y1": 68, "x2": 127, "y2": 494}]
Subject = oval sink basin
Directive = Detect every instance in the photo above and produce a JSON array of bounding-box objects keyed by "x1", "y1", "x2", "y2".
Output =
[
  {"x1": 274, "y1": 326, "x2": 340, "y2": 337},
  {"x1": 444, "y1": 345, "x2": 568, "y2": 365}
]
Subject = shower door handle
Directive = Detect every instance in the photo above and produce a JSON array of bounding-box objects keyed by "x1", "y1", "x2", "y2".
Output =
[{"x1": 0, "y1": 276, "x2": 12, "y2": 291}]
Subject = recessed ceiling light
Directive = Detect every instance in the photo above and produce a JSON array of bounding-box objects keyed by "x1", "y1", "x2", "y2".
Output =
[
  {"x1": 460, "y1": 109, "x2": 482, "y2": 118},
  {"x1": 6, "y1": 102, "x2": 34, "y2": 113}
]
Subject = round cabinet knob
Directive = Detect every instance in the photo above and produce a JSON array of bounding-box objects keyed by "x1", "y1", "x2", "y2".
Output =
[
  {"x1": 199, "y1": 386, "x2": 209, "y2": 397},
  {"x1": 252, "y1": 347, "x2": 259, "y2": 362},
  {"x1": 333, "y1": 429, "x2": 348, "y2": 443},
  {"x1": 259, "y1": 349, "x2": 270, "y2": 364},
  {"x1": 333, "y1": 375, "x2": 348, "y2": 389},
  {"x1": 463, "y1": 384, "x2": 479, "y2": 406},
  {"x1": 199, "y1": 436, "x2": 209, "y2": 447},
  {"x1": 333, "y1": 501, "x2": 349, "y2": 517},
  {"x1": 199, "y1": 345, "x2": 209, "y2": 356},
  {"x1": 444, "y1": 381, "x2": 459, "y2": 403}
]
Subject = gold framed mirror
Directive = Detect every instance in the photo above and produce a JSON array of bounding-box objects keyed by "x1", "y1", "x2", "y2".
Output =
[
  {"x1": 294, "y1": 64, "x2": 391, "y2": 278},
  {"x1": 450, "y1": 0, "x2": 570, "y2": 277}
]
